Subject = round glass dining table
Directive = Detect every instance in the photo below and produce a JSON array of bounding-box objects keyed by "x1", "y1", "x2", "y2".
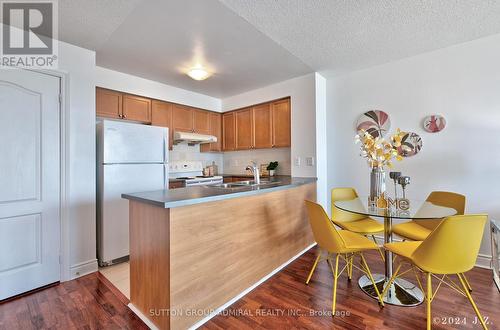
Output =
[{"x1": 334, "y1": 197, "x2": 456, "y2": 307}]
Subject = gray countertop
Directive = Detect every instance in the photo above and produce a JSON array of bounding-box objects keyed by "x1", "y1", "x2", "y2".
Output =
[{"x1": 122, "y1": 177, "x2": 317, "y2": 208}]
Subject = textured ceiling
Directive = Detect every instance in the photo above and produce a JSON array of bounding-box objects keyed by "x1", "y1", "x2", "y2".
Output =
[
  {"x1": 58, "y1": 0, "x2": 143, "y2": 50},
  {"x1": 56, "y1": 0, "x2": 311, "y2": 98},
  {"x1": 219, "y1": 0, "x2": 500, "y2": 77}
]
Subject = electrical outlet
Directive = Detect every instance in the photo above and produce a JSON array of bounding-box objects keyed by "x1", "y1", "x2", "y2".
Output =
[
  {"x1": 294, "y1": 157, "x2": 301, "y2": 166},
  {"x1": 306, "y1": 157, "x2": 315, "y2": 166}
]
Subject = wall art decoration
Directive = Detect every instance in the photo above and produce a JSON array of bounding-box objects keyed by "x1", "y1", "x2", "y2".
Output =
[
  {"x1": 356, "y1": 110, "x2": 391, "y2": 138},
  {"x1": 397, "y1": 132, "x2": 423, "y2": 157},
  {"x1": 423, "y1": 115, "x2": 446, "y2": 133}
]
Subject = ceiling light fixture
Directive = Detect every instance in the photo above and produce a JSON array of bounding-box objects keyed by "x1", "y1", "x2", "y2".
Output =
[{"x1": 187, "y1": 66, "x2": 211, "y2": 81}]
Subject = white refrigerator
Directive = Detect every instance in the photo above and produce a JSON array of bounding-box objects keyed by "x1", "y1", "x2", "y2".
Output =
[{"x1": 97, "y1": 120, "x2": 168, "y2": 266}]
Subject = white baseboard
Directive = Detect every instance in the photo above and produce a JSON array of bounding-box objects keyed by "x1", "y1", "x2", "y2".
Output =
[
  {"x1": 188, "y1": 243, "x2": 316, "y2": 329},
  {"x1": 372, "y1": 235, "x2": 494, "y2": 270},
  {"x1": 128, "y1": 303, "x2": 159, "y2": 330},
  {"x1": 69, "y1": 259, "x2": 98, "y2": 279}
]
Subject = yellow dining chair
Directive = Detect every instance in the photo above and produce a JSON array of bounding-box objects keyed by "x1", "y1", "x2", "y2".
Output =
[
  {"x1": 392, "y1": 191, "x2": 466, "y2": 241},
  {"x1": 331, "y1": 188, "x2": 385, "y2": 260},
  {"x1": 304, "y1": 200, "x2": 384, "y2": 314},
  {"x1": 391, "y1": 191, "x2": 473, "y2": 291},
  {"x1": 384, "y1": 214, "x2": 488, "y2": 330}
]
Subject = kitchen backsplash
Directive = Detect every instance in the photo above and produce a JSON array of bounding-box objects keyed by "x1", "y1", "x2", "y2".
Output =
[
  {"x1": 223, "y1": 148, "x2": 291, "y2": 175},
  {"x1": 169, "y1": 143, "x2": 223, "y2": 172},
  {"x1": 169, "y1": 143, "x2": 291, "y2": 176}
]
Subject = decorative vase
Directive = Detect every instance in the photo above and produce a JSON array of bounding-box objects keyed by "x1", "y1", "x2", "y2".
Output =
[
  {"x1": 370, "y1": 167, "x2": 386, "y2": 200},
  {"x1": 269, "y1": 170, "x2": 275, "y2": 176}
]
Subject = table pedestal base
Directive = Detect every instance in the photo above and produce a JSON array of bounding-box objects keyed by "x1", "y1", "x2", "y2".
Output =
[{"x1": 358, "y1": 274, "x2": 424, "y2": 306}]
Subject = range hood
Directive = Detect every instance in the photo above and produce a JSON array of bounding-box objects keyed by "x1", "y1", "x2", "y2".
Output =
[{"x1": 173, "y1": 131, "x2": 217, "y2": 144}]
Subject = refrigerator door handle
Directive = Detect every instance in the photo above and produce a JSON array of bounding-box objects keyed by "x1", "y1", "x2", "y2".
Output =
[
  {"x1": 163, "y1": 127, "x2": 169, "y2": 190},
  {"x1": 163, "y1": 163, "x2": 168, "y2": 189}
]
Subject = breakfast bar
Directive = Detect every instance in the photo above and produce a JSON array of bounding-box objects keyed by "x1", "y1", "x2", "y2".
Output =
[{"x1": 122, "y1": 177, "x2": 317, "y2": 329}]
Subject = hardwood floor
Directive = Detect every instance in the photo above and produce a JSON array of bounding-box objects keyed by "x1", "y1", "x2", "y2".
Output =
[
  {"x1": 0, "y1": 248, "x2": 498, "y2": 329},
  {"x1": 0, "y1": 272, "x2": 147, "y2": 330},
  {"x1": 202, "y1": 248, "x2": 500, "y2": 330}
]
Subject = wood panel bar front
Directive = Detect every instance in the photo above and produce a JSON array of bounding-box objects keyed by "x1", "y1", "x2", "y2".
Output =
[{"x1": 128, "y1": 183, "x2": 316, "y2": 329}]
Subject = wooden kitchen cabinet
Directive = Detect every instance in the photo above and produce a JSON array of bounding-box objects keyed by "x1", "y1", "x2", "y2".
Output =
[
  {"x1": 172, "y1": 104, "x2": 194, "y2": 133},
  {"x1": 96, "y1": 87, "x2": 152, "y2": 123},
  {"x1": 169, "y1": 181, "x2": 185, "y2": 189},
  {"x1": 252, "y1": 103, "x2": 273, "y2": 149},
  {"x1": 220, "y1": 97, "x2": 290, "y2": 151},
  {"x1": 151, "y1": 100, "x2": 173, "y2": 149},
  {"x1": 172, "y1": 105, "x2": 211, "y2": 135},
  {"x1": 194, "y1": 110, "x2": 211, "y2": 135},
  {"x1": 222, "y1": 112, "x2": 236, "y2": 151},
  {"x1": 271, "y1": 98, "x2": 291, "y2": 148},
  {"x1": 123, "y1": 94, "x2": 152, "y2": 123},
  {"x1": 96, "y1": 87, "x2": 219, "y2": 144},
  {"x1": 201, "y1": 112, "x2": 222, "y2": 152},
  {"x1": 96, "y1": 88, "x2": 122, "y2": 119},
  {"x1": 235, "y1": 107, "x2": 253, "y2": 150}
]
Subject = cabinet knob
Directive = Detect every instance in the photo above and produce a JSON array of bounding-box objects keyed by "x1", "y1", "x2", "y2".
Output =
[{"x1": 123, "y1": 114, "x2": 127, "y2": 119}]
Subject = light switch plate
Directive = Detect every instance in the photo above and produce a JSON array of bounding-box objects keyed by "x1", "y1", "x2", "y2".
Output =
[
  {"x1": 294, "y1": 157, "x2": 301, "y2": 166},
  {"x1": 306, "y1": 157, "x2": 315, "y2": 166}
]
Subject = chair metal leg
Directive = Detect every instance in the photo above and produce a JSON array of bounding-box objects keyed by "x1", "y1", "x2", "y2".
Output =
[
  {"x1": 331, "y1": 254, "x2": 340, "y2": 315},
  {"x1": 381, "y1": 263, "x2": 402, "y2": 298},
  {"x1": 427, "y1": 272, "x2": 432, "y2": 330},
  {"x1": 371, "y1": 235, "x2": 385, "y2": 261},
  {"x1": 360, "y1": 253, "x2": 384, "y2": 307},
  {"x1": 461, "y1": 273, "x2": 473, "y2": 292},
  {"x1": 306, "y1": 252, "x2": 321, "y2": 284},
  {"x1": 458, "y1": 274, "x2": 488, "y2": 330},
  {"x1": 347, "y1": 254, "x2": 353, "y2": 280}
]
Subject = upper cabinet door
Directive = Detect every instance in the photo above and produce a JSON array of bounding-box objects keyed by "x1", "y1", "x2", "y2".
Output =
[
  {"x1": 222, "y1": 112, "x2": 236, "y2": 151},
  {"x1": 172, "y1": 104, "x2": 194, "y2": 133},
  {"x1": 193, "y1": 109, "x2": 211, "y2": 135},
  {"x1": 151, "y1": 100, "x2": 173, "y2": 150},
  {"x1": 201, "y1": 112, "x2": 222, "y2": 152},
  {"x1": 252, "y1": 103, "x2": 273, "y2": 149},
  {"x1": 122, "y1": 94, "x2": 152, "y2": 123},
  {"x1": 272, "y1": 98, "x2": 291, "y2": 148},
  {"x1": 96, "y1": 87, "x2": 122, "y2": 119},
  {"x1": 235, "y1": 108, "x2": 253, "y2": 150}
]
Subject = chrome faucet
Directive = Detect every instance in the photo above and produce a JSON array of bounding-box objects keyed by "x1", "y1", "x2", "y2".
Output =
[{"x1": 246, "y1": 161, "x2": 260, "y2": 184}]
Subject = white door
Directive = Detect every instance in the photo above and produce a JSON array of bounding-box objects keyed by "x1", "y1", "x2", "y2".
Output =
[
  {"x1": 98, "y1": 163, "x2": 165, "y2": 264},
  {"x1": 0, "y1": 69, "x2": 61, "y2": 299}
]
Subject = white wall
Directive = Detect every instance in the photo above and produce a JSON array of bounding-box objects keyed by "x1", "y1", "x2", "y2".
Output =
[
  {"x1": 326, "y1": 33, "x2": 500, "y2": 264},
  {"x1": 222, "y1": 73, "x2": 318, "y2": 178},
  {"x1": 315, "y1": 74, "x2": 328, "y2": 208},
  {"x1": 58, "y1": 42, "x2": 98, "y2": 279},
  {"x1": 95, "y1": 66, "x2": 221, "y2": 111}
]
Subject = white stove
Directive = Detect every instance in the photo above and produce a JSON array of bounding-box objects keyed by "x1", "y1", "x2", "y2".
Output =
[
  {"x1": 178, "y1": 176, "x2": 223, "y2": 186},
  {"x1": 169, "y1": 161, "x2": 222, "y2": 186}
]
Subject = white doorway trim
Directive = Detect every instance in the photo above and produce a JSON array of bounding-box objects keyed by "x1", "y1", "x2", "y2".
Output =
[{"x1": 30, "y1": 68, "x2": 71, "y2": 282}]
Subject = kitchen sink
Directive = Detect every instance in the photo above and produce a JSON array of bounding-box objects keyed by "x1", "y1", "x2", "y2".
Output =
[
  {"x1": 211, "y1": 180, "x2": 281, "y2": 189},
  {"x1": 231, "y1": 179, "x2": 280, "y2": 186}
]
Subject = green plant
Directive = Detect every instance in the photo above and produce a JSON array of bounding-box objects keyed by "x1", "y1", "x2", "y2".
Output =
[{"x1": 267, "y1": 161, "x2": 279, "y2": 171}]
